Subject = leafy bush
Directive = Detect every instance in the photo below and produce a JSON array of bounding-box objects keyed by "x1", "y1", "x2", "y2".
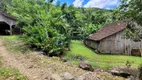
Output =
[
  {"x1": 10, "y1": 0, "x2": 72, "y2": 56},
  {"x1": 23, "y1": 25, "x2": 68, "y2": 55}
]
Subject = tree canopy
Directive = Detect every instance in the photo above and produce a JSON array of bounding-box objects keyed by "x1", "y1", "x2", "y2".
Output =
[
  {"x1": 115, "y1": 0, "x2": 142, "y2": 41},
  {"x1": 118, "y1": 0, "x2": 142, "y2": 25}
]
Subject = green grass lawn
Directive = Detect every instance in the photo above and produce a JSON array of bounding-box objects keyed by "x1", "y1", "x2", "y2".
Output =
[
  {"x1": 1, "y1": 35, "x2": 20, "y2": 41},
  {"x1": 65, "y1": 40, "x2": 142, "y2": 69}
]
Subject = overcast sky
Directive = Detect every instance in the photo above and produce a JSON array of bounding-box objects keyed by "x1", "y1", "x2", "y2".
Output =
[{"x1": 53, "y1": 0, "x2": 121, "y2": 9}]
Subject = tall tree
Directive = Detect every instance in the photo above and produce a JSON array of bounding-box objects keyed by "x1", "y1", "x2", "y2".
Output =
[
  {"x1": 0, "y1": 0, "x2": 7, "y2": 11},
  {"x1": 116, "y1": 0, "x2": 142, "y2": 41},
  {"x1": 119, "y1": 0, "x2": 142, "y2": 25}
]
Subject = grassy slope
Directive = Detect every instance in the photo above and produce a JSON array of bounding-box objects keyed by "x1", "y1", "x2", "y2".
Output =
[{"x1": 65, "y1": 40, "x2": 142, "y2": 69}]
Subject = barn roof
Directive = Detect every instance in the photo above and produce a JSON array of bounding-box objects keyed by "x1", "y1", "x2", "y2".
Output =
[
  {"x1": 88, "y1": 21, "x2": 127, "y2": 41},
  {"x1": 0, "y1": 11, "x2": 16, "y2": 20}
]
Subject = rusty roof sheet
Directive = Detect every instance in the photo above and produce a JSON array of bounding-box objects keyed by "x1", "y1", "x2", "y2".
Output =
[
  {"x1": 0, "y1": 11, "x2": 16, "y2": 20},
  {"x1": 88, "y1": 21, "x2": 127, "y2": 41}
]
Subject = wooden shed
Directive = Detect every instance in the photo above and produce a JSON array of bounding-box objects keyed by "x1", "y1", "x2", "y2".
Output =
[
  {"x1": 84, "y1": 21, "x2": 142, "y2": 56},
  {"x1": 0, "y1": 11, "x2": 16, "y2": 35}
]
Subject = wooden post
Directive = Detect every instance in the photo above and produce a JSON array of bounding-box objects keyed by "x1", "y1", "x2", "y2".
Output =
[{"x1": 10, "y1": 25, "x2": 12, "y2": 35}]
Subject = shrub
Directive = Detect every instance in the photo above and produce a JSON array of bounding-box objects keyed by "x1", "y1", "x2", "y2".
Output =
[{"x1": 23, "y1": 25, "x2": 68, "y2": 56}]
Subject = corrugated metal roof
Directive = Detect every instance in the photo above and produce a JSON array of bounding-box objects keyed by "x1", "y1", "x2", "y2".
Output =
[
  {"x1": 0, "y1": 11, "x2": 16, "y2": 20},
  {"x1": 88, "y1": 21, "x2": 127, "y2": 41}
]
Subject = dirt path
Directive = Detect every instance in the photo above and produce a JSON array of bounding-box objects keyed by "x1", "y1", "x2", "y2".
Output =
[{"x1": 0, "y1": 39, "x2": 52, "y2": 80}]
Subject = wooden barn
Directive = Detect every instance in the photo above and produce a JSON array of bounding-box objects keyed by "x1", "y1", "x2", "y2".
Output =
[
  {"x1": 0, "y1": 11, "x2": 17, "y2": 35},
  {"x1": 84, "y1": 21, "x2": 142, "y2": 56}
]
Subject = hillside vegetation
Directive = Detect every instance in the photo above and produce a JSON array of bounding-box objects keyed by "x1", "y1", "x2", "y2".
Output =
[{"x1": 0, "y1": 0, "x2": 115, "y2": 56}]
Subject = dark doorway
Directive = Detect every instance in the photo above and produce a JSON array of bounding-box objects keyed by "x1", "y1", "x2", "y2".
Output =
[
  {"x1": 0, "y1": 22, "x2": 10, "y2": 35},
  {"x1": 12, "y1": 25, "x2": 21, "y2": 35}
]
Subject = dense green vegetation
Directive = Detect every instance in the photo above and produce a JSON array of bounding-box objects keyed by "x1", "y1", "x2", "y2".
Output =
[
  {"x1": 115, "y1": 0, "x2": 142, "y2": 40},
  {"x1": 1, "y1": 0, "x2": 142, "y2": 71},
  {"x1": 0, "y1": 0, "x2": 8, "y2": 11},
  {"x1": 0, "y1": 0, "x2": 114, "y2": 55},
  {"x1": 118, "y1": 0, "x2": 142, "y2": 25}
]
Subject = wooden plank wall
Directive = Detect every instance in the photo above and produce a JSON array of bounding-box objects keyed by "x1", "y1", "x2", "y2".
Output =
[{"x1": 123, "y1": 39, "x2": 142, "y2": 55}]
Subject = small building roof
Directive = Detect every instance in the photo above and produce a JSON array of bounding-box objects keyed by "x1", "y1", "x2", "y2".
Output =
[
  {"x1": 88, "y1": 21, "x2": 127, "y2": 41},
  {"x1": 0, "y1": 11, "x2": 16, "y2": 20}
]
